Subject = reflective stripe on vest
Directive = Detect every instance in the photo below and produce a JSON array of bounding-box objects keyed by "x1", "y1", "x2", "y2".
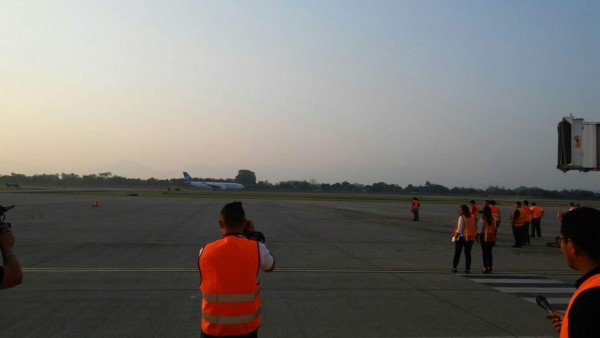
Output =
[
  {"x1": 560, "y1": 274, "x2": 600, "y2": 338},
  {"x1": 199, "y1": 236, "x2": 261, "y2": 336},
  {"x1": 202, "y1": 308, "x2": 261, "y2": 325},
  {"x1": 481, "y1": 218, "x2": 496, "y2": 242},
  {"x1": 202, "y1": 290, "x2": 261, "y2": 303}
]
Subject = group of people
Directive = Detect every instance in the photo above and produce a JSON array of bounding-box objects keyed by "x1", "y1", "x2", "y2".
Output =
[
  {"x1": 451, "y1": 200, "x2": 500, "y2": 273},
  {"x1": 451, "y1": 199, "x2": 550, "y2": 273},
  {"x1": 447, "y1": 199, "x2": 600, "y2": 336},
  {"x1": 509, "y1": 200, "x2": 545, "y2": 248},
  {"x1": 4, "y1": 199, "x2": 600, "y2": 337}
]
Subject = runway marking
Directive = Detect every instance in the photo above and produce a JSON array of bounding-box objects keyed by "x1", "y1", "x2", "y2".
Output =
[{"x1": 461, "y1": 273, "x2": 575, "y2": 311}]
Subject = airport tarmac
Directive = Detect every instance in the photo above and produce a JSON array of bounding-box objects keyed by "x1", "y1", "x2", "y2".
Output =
[{"x1": 0, "y1": 192, "x2": 577, "y2": 337}]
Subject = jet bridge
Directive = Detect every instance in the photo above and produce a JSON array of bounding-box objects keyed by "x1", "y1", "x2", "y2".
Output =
[{"x1": 557, "y1": 115, "x2": 600, "y2": 172}]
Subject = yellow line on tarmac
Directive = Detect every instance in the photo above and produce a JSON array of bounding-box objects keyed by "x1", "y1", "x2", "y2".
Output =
[{"x1": 23, "y1": 267, "x2": 579, "y2": 275}]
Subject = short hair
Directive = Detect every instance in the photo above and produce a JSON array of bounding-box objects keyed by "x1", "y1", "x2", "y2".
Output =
[
  {"x1": 515, "y1": 201, "x2": 522, "y2": 207},
  {"x1": 523, "y1": 200, "x2": 529, "y2": 205},
  {"x1": 531, "y1": 202, "x2": 537, "y2": 206},
  {"x1": 561, "y1": 207, "x2": 600, "y2": 261},
  {"x1": 490, "y1": 200, "x2": 496, "y2": 205},
  {"x1": 220, "y1": 202, "x2": 245, "y2": 227},
  {"x1": 470, "y1": 200, "x2": 476, "y2": 204}
]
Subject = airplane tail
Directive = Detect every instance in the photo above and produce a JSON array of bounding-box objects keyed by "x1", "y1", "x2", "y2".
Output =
[{"x1": 183, "y1": 172, "x2": 193, "y2": 182}]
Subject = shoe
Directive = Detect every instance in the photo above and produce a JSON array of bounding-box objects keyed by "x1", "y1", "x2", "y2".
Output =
[
  {"x1": 464, "y1": 270, "x2": 470, "y2": 274},
  {"x1": 482, "y1": 268, "x2": 489, "y2": 273},
  {"x1": 452, "y1": 267, "x2": 457, "y2": 273}
]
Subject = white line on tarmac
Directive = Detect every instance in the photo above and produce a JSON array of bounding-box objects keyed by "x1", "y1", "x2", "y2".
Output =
[
  {"x1": 495, "y1": 287, "x2": 575, "y2": 293},
  {"x1": 469, "y1": 278, "x2": 565, "y2": 284}
]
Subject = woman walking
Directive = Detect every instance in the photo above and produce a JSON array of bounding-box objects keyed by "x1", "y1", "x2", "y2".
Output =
[
  {"x1": 477, "y1": 205, "x2": 497, "y2": 273},
  {"x1": 452, "y1": 204, "x2": 476, "y2": 273}
]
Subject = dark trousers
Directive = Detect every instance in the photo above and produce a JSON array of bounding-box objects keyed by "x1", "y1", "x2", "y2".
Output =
[
  {"x1": 523, "y1": 222, "x2": 531, "y2": 244},
  {"x1": 201, "y1": 330, "x2": 258, "y2": 338},
  {"x1": 530, "y1": 218, "x2": 541, "y2": 237},
  {"x1": 453, "y1": 238, "x2": 473, "y2": 271},
  {"x1": 412, "y1": 209, "x2": 419, "y2": 221},
  {"x1": 512, "y1": 225, "x2": 526, "y2": 247},
  {"x1": 481, "y1": 241, "x2": 494, "y2": 269}
]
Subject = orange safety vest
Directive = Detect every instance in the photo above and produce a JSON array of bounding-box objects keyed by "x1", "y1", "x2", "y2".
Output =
[
  {"x1": 199, "y1": 236, "x2": 261, "y2": 336},
  {"x1": 531, "y1": 206, "x2": 543, "y2": 219},
  {"x1": 471, "y1": 204, "x2": 479, "y2": 219},
  {"x1": 511, "y1": 208, "x2": 526, "y2": 227},
  {"x1": 480, "y1": 217, "x2": 496, "y2": 242},
  {"x1": 452, "y1": 216, "x2": 476, "y2": 241},
  {"x1": 521, "y1": 206, "x2": 532, "y2": 222},
  {"x1": 560, "y1": 274, "x2": 600, "y2": 338},
  {"x1": 490, "y1": 205, "x2": 500, "y2": 222},
  {"x1": 411, "y1": 200, "x2": 420, "y2": 210}
]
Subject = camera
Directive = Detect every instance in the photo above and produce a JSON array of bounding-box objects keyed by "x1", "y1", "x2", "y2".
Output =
[{"x1": 0, "y1": 205, "x2": 14, "y2": 231}]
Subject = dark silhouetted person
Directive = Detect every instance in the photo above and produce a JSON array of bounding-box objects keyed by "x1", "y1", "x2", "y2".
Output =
[
  {"x1": 0, "y1": 227, "x2": 23, "y2": 290},
  {"x1": 546, "y1": 207, "x2": 600, "y2": 337}
]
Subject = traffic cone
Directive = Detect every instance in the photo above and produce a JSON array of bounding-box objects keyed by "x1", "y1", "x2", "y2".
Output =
[
  {"x1": 556, "y1": 210, "x2": 562, "y2": 218},
  {"x1": 92, "y1": 199, "x2": 99, "y2": 208}
]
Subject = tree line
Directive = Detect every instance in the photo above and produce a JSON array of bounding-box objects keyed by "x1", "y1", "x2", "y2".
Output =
[{"x1": 1, "y1": 172, "x2": 598, "y2": 200}]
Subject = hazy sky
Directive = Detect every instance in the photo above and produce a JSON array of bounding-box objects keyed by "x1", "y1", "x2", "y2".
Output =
[{"x1": 2, "y1": 0, "x2": 599, "y2": 190}]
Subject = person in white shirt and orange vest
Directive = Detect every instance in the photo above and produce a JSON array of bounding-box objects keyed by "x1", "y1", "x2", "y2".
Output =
[
  {"x1": 530, "y1": 202, "x2": 544, "y2": 238},
  {"x1": 477, "y1": 205, "x2": 496, "y2": 273},
  {"x1": 546, "y1": 207, "x2": 600, "y2": 337},
  {"x1": 198, "y1": 202, "x2": 275, "y2": 338},
  {"x1": 451, "y1": 204, "x2": 476, "y2": 273},
  {"x1": 510, "y1": 201, "x2": 527, "y2": 248}
]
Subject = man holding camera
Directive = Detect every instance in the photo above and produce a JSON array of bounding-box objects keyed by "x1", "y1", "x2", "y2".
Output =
[
  {"x1": 0, "y1": 227, "x2": 23, "y2": 290},
  {"x1": 198, "y1": 202, "x2": 275, "y2": 338},
  {"x1": 546, "y1": 207, "x2": 600, "y2": 337}
]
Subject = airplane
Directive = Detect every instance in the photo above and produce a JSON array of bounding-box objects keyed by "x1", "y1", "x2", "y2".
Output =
[{"x1": 182, "y1": 172, "x2": 244, "y2": 190}]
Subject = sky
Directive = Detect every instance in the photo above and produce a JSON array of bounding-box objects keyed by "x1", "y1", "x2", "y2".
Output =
[{"x1": 1, "y1": 0, "x2": 599, "y2": 190}]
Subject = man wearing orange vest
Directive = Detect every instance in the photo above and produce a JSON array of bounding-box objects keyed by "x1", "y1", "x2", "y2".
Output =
[
  {"x1": 198, "y1": 202, "x2": 275, "y2": 338},
  {"x1": 489, "y1": 200, "x2": 501, "y2": 235},
  {"x1": 469, "y1": 200, "x2": 479, "y2": 222},
  {"x1": 510, "y1": 201, "x2": 526, "y2": 248},
  {"x1": 530, "y1": 202, "x2": 544, "y2": 238},
  {"x1": 410, "y1": 197, "x2": 420, "y2": 221},
  {"x1": 522, "y1": 200, "x2": 533, "y2": 245},
  {"x1": 546, "y1": 207, "x2": 600, "y2": 337}
]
